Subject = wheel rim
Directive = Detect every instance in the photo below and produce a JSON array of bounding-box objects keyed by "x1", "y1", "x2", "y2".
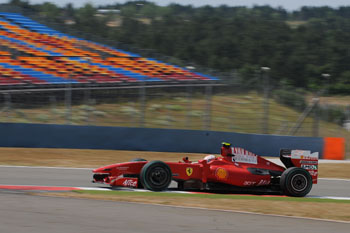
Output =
[
  {"x1": 291, "y1": 174, "x2": 308, "y2": 192},
  {"x1": 149, "y1": 167, "x2": 168, "y2": 187}
]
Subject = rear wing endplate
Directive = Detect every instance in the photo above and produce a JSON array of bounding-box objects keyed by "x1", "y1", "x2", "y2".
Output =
[{"x1": 280, "y1": 149, "x2": 319, "y2": 184}]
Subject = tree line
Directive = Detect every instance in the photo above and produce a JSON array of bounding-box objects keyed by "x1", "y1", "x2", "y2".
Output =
[{"x1": 4, "y1": 0, "x2": 350, "y2": 94}]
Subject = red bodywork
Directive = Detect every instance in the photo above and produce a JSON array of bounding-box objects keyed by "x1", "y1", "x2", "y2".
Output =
[{"x1": 93, "y1": 145, "x2": 318, "y2": 191}]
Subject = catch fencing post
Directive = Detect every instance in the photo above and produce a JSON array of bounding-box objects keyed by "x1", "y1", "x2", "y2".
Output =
[
  {"x1": 139, "y1": 83, "x2": 146, "y2": 127},
  {"x1": 84, "y1": 89, "x2": 91, "y2": 125},
  {"x1": 289, "y1": 98, "x2": 320, "y2": 135},
  {"x1": 204, "y1": 85, "x2": 212, "y2": 131},
  {"x1": 312, "y1": 101, "x2": 320, "y2": 137},
  {"x1": 49, "y1": 95, "x2": 57, "y2": 122},
  {"x1": 229, "y1": 99, "x2": 235, "y2": 131},
  {"x1": 4, "y1": 93, "x2": 11, "y2": 121},
  {"x1": 65, "y1": 82, "x2": 72, "y2": 124},
  {"x1": 261, "y1": 67, "x2": 270, "y2": 134},
  {"x1": 186, "y1": 85, "x2": 193, "y2": 128},
  {"x1": 345, "y1": 105, "x2": 350, "y2": 131}
]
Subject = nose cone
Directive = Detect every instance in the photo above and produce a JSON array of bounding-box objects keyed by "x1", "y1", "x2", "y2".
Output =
[
  {"x1": 92, "y1": 167, "x2": 103, "y2": 173},
  {"x1": 93, "y1": 164, "x2": 114, "y2": 173}
]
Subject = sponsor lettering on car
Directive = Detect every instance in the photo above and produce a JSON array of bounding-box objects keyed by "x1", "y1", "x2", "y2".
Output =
[
  {"x1": 291, "y1": 150, "x2": 319, "y2": 160},
  {"x1": 257, "y1": 179, "x2": 270, "y2": 186},
  {"x1": 300, "y1": 160, "x2": 318, "y2": 164},
  {"x1": 123, "y1": 179, "x2": 137, "y2": 187},
  {"x1": 308, "y1": 170, "x2": 318, "y2": 176},
  {"x1": 243, "y1": 181, "x2": 256, "y2": 186},
  {"x1": 301, "y1": 164, "x2": 318, "y2": 170},
  {"x1": 231, "y1": 147, "x2": 258, "y2": 164}
]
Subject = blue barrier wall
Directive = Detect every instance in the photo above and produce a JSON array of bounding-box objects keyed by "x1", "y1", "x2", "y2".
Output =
[{"x1": 0, "y1": 123, "x2": 324, "y2": 157}]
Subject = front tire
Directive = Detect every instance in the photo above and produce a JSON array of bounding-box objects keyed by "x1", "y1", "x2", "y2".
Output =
[
  {"x1": 140, "y1": 161, "x2": 172, "y2": 191},
  {"x1": 280, "y1": 167, "x2": 312, "y2": 197}
]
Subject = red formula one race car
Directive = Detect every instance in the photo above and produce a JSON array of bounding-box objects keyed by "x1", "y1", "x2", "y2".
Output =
[{"x1": 93, "y1": 143, "x2": 319, "y2": 197}]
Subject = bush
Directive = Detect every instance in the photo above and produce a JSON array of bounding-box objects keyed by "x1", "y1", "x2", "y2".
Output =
[
  {"x1": 120, "y1": 106, "x2": 140, "y2": 116},
  {"x1": 329, "y1": 84, "x2": 350, "y2": 95},
  {"x1": 36, "y1": 114, "x2": 49, "y2": 122},
  {"x1": 273, "y1": 89, "x2": 307, "y2": 111},
  {"x1": 273, "y1": 89, "x2": 347, "y2": 126},
  {"x1": 165, "y1": 104, "x2": 184, "y2": 111},
  {"x1": 93, "y1": 110, "x2": 107, "y2": 117},
  {"x1": 317, "y1": 105, "x2": 347, "y2": 125},
  {"x1": 148, "y1": 104, "x2": 162, "y2": 111},
  {"x1": 189, "y1": 110, "x2": 204, "y2": 117}
]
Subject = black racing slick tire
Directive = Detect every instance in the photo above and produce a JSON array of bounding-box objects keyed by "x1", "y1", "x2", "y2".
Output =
[
  {"x1": 140, "y1": 161, "x2": 172, "y2": 191},
  {"x1": 130, "y1": 158, "x2": 148, "y2": 162},
  {"x1": 280, "y1": 167, "x2": 313, "y2": 197}
]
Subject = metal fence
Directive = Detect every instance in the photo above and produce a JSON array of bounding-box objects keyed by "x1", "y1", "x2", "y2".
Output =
[{"x1": 1, "y1": 83, "x2": 348, "y2": 138}]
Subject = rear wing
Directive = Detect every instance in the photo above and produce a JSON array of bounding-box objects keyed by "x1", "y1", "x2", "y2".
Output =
[{"x1": 280, "y1": 149, "x2": 319, "y2": 184}]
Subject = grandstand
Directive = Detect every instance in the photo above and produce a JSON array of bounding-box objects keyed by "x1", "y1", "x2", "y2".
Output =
[{"x1": 0, "y1": 12, "x2": 218, "y2": 89}]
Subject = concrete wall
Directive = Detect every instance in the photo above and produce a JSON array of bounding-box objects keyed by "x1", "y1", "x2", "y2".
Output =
[{"x1": 0, "y1": 123, "x2": 324, "y2": 157}]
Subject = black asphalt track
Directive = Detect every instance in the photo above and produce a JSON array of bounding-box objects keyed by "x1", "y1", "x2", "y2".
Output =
[
  {"x1": 0, "y1": 165, "x2": 349, "y2": 233},
  {"x1": 0, "y1": 191, "x2": 348, "y2": 233}
]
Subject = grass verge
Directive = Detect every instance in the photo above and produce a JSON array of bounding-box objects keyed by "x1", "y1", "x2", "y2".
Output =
[
  {"x1": 40, "y1": 190, "x2": 350, "y2": 222},
  {"x1": 74, "y1": 190, "x2": 350, "y2": 203}
]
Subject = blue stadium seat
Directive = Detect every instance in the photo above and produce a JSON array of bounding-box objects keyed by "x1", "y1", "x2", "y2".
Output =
[{"x1": 0, "y1": 62, "x2": 77, "y2": 84}]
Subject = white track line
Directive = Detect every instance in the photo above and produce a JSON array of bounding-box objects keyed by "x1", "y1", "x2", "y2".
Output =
[
  {"x1": 0, "y1": 165, "x2": 92, "y2": 170},
  {"x1": 76, "y1": 187, "x2": 112, "y2": 191},
  {"x1": 1, "y1": 165, "x2": 349, "y2": 181},
  {"x1": 309, "y1": 196, "x2": 350, "y2": 201},
  {"x1": 0, "y1": 184, "x2": 82, "y2": 188},
  {"x1": 4, "y1": 184, "x2": 348, "y2": 200},
  {"x1": 319, "y1": 178, "x2": 350, "y2": 182},
  {"x1": 76, "y1": 187, "x2": 350, "y2": 201},
  {"x1": 1, "y1": 184, "x2": 349, "y2": 201}
]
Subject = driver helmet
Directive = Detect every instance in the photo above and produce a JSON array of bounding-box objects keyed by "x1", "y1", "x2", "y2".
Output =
[
  {"x1": 204, "y1": 154, "x2": 216, "y2": 162},
  {"x1": 221, "y1": 142, "x2": 233, "y2": 157}
]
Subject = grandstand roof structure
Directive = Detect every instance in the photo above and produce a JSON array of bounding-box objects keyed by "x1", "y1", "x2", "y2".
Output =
[{"x1": 0, "y1": 12, "x2": 219, "y2": 91}]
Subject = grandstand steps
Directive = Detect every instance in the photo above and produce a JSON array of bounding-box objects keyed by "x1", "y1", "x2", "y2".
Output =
[
  {"x1": 70, "y1": 44, "x2": 111, "y2": 58},
  {"x1": 0, "y1": 12, "x2": 218, "y2": 88},
  {"x1": 0, "y1": 44, "x2": 26, "y2": 57}
]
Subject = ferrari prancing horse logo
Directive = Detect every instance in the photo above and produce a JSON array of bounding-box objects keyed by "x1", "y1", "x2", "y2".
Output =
[{"x1": 186, "y1": 167, "x2": 193, "y2": 176}]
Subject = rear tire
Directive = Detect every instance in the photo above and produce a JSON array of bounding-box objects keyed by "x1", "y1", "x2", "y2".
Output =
[
  {"x1": 140, "y1": 161, "x2": 172, "y2": 191},
  {"x1": 280, "y1": 167, "x2": 312, "y2": 197}
]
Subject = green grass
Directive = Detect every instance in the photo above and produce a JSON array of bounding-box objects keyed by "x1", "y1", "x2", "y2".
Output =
[{"x1": 73, "y1": 190, "x2": 350, "y2": 204}]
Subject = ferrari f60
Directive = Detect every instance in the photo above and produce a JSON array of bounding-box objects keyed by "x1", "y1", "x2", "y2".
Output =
[{"x1": 93, "y1": 143, "x2": 319, "y2": 197}]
